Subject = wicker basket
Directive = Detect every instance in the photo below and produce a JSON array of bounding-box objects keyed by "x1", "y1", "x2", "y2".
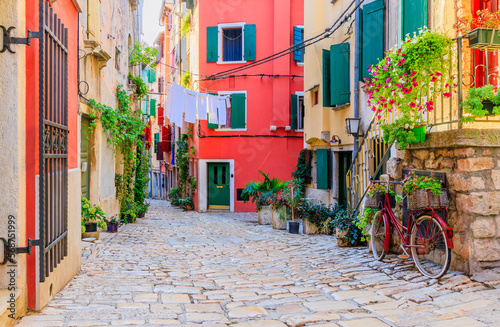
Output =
[
  {"x1": 407, "y1": 188, "x2": 449, "y2": 210},
  {"x1": 365, "y1": 193, "x2": 396, "y2": 209}
]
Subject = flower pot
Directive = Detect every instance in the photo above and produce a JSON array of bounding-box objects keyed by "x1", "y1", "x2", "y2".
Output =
[
  {"x1": 272, "y1": 207, "x2": 287, "y2": 230},
  {"x1": 85, "y1": 223, "x2": 97, "y2": 233},
  {"x1": 138, "y1": 212, "x2": 145, "y2": 218},
  {"x1": 258, "y1": 206, "x2": 272, "y2": 225},
  {"x1": 410, "y1": 125, "x2": 426, "y2": 143},
  {"x1": 288, "y1": 221, "x2": 300, "y2": 234},
  {"x1": 120, "y1": 213, "x2": 132, "y2": 223},
  {"x1": 303, "y1": 219, "x2": 321, "y2": 234},
  {"x1": 481, "y1": 100, "x2": 497, "y2": 116},
  {"x1": 467, "y1": 28, "x2": 500, "y2": 49},
  {"x1": 107, "y1": 223, "x2": 118, "y2": 233}
]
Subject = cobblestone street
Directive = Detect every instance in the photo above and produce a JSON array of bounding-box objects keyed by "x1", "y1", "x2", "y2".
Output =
[{"x1": 16, "y1": 200, "x2": 500, "y2": 327}]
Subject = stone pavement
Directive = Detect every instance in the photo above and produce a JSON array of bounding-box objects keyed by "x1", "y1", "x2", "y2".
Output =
[{"x1": 15, "y1": 200, "x2": 500, "y2": 327}]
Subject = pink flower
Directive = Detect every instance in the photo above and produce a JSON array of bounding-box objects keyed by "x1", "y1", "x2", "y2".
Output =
[
  {"x1": 386, "y1": 77, "x2": 391, "y2": 83},
  {"x1": 372, "y1": 106, "x2": 377, "y2": 111},
  {"x1": 389, "y1": 99, "x2": 395, "y2": 105},
  {"x1": 436, "y1": 72, "x2": 442, "y2": 77},
  {"x1": 443, "y1": 92, "x2": 452, "y2": 98},
  {"x1": 403, "y1": 73, "x2": 409, "y2": 77},
  {"x1": 377, "y1": 115, "x2": 381, "y2": 119},
  {"x1": 431, "y1": 77, "x2": 438, "y2": 82},
  {"x1": 410, "y1": 71, "x2": 416, "y2": 77},
  {"x1": 409, "y1": 102, "x2": 416, "y2": 108},
  {"x1": 413, "y1": 82, "x2": 418, "y2": 87}
]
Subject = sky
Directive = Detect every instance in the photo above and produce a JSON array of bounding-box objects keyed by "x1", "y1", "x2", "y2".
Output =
[{"x1": 142, "y1": 0, "x2": 164, "y2": 46}]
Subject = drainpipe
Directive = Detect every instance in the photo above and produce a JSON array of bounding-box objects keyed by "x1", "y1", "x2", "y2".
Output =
[{"x1": 353, "y1": 0, "x2": 360, "y2": 160}]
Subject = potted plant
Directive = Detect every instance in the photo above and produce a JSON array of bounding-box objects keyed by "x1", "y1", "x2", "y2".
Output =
[
  {"x1": 81, "y1": 197, "x2": 107, "y2": 233},
  {"x1": 354, "y1": 208, "x2": 378, "y2": 242},
  {"x1": 364, "y1": 183, "x2": 398, "y2": 209},
  {"x1": 402, "y1": 171, "x2": 449, "y2": 210},
  {"x1": 461, "y1": 84, "x2": 500, "y2": 122},
  {"x1": 285, "y1": 178, "x2": 305, "y2": 234},
  {"x1": 455, "y1": 9, "x2": 500, "y2": 49},
  {"x1": 270, "y1": 190, "x2": 289, "y2": 230},
  {"x1": 106, "y1": 217, "x2": 120, "y2": 233},
  {"x1": 365, "y1": 28, "x2": 454, "y2": 149},
  {"x1": 178, "y1": 197, "x2": 194, "y2": 211},
  {"x1": 137, "y1": 202, "x2": 149, "y2": 218},
  {"x1": 241, "y1": 170, "x2": 287, "y2": 225},
  {"x1": 120, "y1": 203, "x2": 137, "y2": 224},
  {"x1": 330, "y1": 207, "x2": 363, "y2": 247}
]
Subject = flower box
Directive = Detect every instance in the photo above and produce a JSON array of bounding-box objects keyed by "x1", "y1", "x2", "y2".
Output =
[
  {"x1": 410, "y1": 125, "x2": 426, "y2": 143},
  {"x1": 365, "y1": 193, "x2": 396, "y2": 209},
  {"x1": 467, "y1": 28, "x2": 500, "y2": 49},
  {"x1": 407, "y1": 188, "x2": 449, "y2": 210}
]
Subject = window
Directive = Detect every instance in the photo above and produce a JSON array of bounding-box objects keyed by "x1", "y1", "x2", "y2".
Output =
[
  {"x1": 208, "y1": 92, "x2": 247, "y2": 130},
  {"x1": 206, "y1": 23, "x2": 256, "y2": 63},
  {"x1": 293, "y1": 26, "x2": 304, "y2": 63},
  {"x1": 115, "y1": 47, "x2": 121, "y2": 71},
  {"x1": 322, "y1": 43, "x2": 350, "y2": 107},
  {"x1": 313, "y1": 89, "x2": 319, "y2": 106},
  {"x1": 359, "y1": 0, "x2": 385, "y2": 80},
  {"x1": 291, "y1": 92, "x2": 304, "y2": 130}
]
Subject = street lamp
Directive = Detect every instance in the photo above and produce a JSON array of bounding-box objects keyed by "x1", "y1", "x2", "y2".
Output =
[{"x1": 345, "y1": 118, "x2": 362, "y2": 137}]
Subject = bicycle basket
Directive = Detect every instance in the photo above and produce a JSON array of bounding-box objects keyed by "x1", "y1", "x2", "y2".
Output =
[
  {"x1": 365, "y1": 193, "x2": 396, "y2": 209},
  {"x1": 407, "y1": 188, "x2": 449, "y2": 210}
]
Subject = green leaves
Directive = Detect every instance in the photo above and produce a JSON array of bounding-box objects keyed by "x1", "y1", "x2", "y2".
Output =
[
  {"x1": 461, "y1": 84, "x2": 500, "y2": 122},
  {"x1": 128, "y1": 73, "x2": 149, "y2": 100},
  {"x1": 129, "y1": 41, "x2": 159, "y2": 67}
]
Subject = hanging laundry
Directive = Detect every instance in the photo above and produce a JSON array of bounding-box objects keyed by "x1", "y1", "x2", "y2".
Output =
[
  {"x1": 218, "y1": 97, "x2": 227, "y2": 127},
  {"x1": 184, "y1": 90, "x2": 198, "y2": 123},
  {"x1": 197, "y1": 94, "x2": 208, "y2": 120},
  {"x1": 208, "y1": 94, "x2": 219, "y2": 125},
  {"x1": 164, "y1": 84, "x2": 173, "y2": 121},
  {"x1": 169, "y1": 83, "x2": 185, "y2": 127},
  {"x1": 225, "y1": 95, "x2": 231, "y2": 108}
]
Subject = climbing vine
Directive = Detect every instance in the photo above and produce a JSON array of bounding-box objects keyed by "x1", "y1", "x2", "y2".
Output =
[
  {"x1": 170, "y1": 134, "x2": 196, "y2": 209},
  {"x1": 88, "y1": 85, "x2": 147, "y2": 217},
  {"x1": 128, "y1": 73, "x2": 149, "y2": 100}
]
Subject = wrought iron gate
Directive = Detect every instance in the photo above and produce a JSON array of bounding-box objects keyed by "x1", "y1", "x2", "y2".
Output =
[{"x1": 39, "y1": 0, "x2": 69, "y2": 282}]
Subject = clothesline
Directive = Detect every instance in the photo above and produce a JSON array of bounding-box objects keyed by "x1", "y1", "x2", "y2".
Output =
[{"x1": 164, "y1": 83, "x2": 230, "y2": 127}]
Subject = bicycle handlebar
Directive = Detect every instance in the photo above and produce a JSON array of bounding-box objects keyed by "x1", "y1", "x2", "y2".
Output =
[{"x1": 370, "y1": 180, "x2": 402, "y2": 184}]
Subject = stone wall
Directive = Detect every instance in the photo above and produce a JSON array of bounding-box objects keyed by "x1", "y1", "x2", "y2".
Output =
[{"x1": 394, "y1": 129, "x2": 500, "y2": 275}]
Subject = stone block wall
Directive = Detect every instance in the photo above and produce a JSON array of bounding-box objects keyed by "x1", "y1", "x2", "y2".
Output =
[{"x1": 394, "y1": 129, "x2": 500, "y2": 275}]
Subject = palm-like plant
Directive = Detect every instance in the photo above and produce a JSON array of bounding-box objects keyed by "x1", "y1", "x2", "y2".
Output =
[{"x1": 242, "y1": 171, "x2": 287, "y2": 210}]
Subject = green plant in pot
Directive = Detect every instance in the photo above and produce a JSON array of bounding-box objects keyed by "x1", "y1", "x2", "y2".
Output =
[
  {"x1": 454, "y1": 9, "x2": 500, "y2": 49},
  {"x1": 106, "y1": 217, "x2": 120, "y2": 233},
  {"x1": 285, "y1": 178, "x2": 305, "y2": 234},
  {"x1": 330, "y1": 207, "x2": 363, "y2": 247},
  {"x1": 179, "y1": 197, "x2": 194, "y2": 211},
  {"x1": 354, "y1": 208, "x2": 378, "y2": 242},
  {"x1": 461, "y1": 84, "x2": 500, "y2": 122},
  {"x1": 241, "y1": 170, "x2": 287, "y2": 211},
  {"x1": 81, "y1": 197, "x2": 107, "y2": 233},
  {"x1": 137, "y1": 202, "x2": 149, "y2": 218}
]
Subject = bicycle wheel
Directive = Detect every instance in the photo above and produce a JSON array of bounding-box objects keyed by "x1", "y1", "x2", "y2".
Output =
[
  {"x1": 410, "y1": 215, "x2": 451, "y2": 279},
  {"x1": 370, "y1": 210, "x2": 386, "y2": 261}
]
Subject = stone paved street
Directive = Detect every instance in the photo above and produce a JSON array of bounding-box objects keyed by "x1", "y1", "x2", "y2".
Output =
[{"x1": 16, "y1": 200, "x2": 500, "y2": 327}]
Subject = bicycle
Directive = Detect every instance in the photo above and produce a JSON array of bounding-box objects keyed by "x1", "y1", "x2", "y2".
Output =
[{"x1": 369, "y1": 180, "x2": 454, "y2": 279}]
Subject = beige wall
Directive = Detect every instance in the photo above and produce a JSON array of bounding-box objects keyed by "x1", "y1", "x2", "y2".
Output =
[{"x1": 0, "y1": 0, "x2": 28, "y2": 325}]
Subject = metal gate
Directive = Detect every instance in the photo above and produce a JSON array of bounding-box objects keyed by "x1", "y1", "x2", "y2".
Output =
[{"x1": 39, "y1": 0, "x2": 69, "y2": 282}]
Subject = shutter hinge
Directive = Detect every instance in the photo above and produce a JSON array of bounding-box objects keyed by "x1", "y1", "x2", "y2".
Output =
[
  {"x1": 0, "y1": 237, "x2": 41, "y2": 265},
  {"x1": 1, "y1": 26, "x2": 42, "y2": 54}
]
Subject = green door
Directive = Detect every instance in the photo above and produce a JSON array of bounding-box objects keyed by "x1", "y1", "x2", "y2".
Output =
[
  {"x1": 81, "y1": 116, "x2": 91, "y2": 199},
  {"x1": 208, "y1": 163, "x2": 230, "y2": 209},
  {"x1": 338, "y1": 151, "x2": 353, "y2": 208}
]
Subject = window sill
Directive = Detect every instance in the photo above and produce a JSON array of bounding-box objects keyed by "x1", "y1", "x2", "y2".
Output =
[
  {"x1": 217, "y1": 60, "x2": 247, "y2": 65},
  {"x1": 296, "y1": 62, "x2": 304, "y2": 67},
  {"x1": 295, "y1": 129, "x2": 304, "y2": 132},
  {"x1": 331, "y1": 103, "x2": 350, "y2": 111},
  {"x1": 214, "y1": 128, "x2": 247, "y2": 132}
]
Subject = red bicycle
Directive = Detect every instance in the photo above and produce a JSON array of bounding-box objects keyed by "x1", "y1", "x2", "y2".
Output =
[{"x1": 369, "y1": 180, "x2": 454, "y2": 279}]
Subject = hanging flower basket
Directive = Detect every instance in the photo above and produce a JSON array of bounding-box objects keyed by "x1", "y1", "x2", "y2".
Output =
[
  {"x1": 407, "y1": 189, "x2": 449, "y2": 210},
  {"x1": 467, "y1": 28, "x2": 500, "y2": 49},
  {"x1": 365, "y1": 193, "x2": 396, "y2": 209}
]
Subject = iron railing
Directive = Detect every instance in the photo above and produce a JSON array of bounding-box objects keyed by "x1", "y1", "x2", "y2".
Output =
[
  {"x1": 39, "y1": 0, "x2": 69, "y2": 282},
  {"x1": 347, "y1": 36, "x2": 500, "y2": 212}
]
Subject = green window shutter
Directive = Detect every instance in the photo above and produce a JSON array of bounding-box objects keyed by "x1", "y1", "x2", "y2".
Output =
[
  {"x1": 362, "y1": 0, "x2": 384, "y2": 80},
  {"x1": 322, "y1": 49, "x2": 332, "y2": 107},
  {"x1": 330, "y1": 43, "x2": 350, "y2": 106},
  {"x1": 358, "y1": 7, "x2": 364, "y2": 81},
  {"x1": 186, "y1": 0, "x2": 194, "y2": 9},
  {"x1": 316, "y1": 149, "x2": 330, "y2": 190},
  {"x1": 150, "y1": 99, "x2": 156, "y2": 117},
  {"x1": 148, "y1": 69, "x2": 156, "y2": 83},
  {"x1": 402, "y1": 0, "x2": 428, "y2": 40},
  {"x1": 244, "y1": 24, "x2": 256, "y2": 61},
  {"x1": 293, "y1": 26, "x2": 303, "y2": 62},
  {"x1": 207, "y1": 26, "x2": 219, "y2": 63},
  {"x1": 290, "y1": 94, "x2": 298, "y2": 130},
  {"x1": 154, "y1": 133, "x2": 160, "y2": 153},
  {"x1": 231, "y1": 93, "x2": 246, "y2": 129}
]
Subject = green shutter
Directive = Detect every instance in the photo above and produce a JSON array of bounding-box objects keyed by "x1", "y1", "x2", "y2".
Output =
[
  {"x1": 316, "y1": 149, "x2": 330, "y2": 190},
  {"x1": 402, "y1": 0, "x2": 428, "y2": 40},
  {"x1": 330, "y1": 43, "x2": 350, "y2": 106},
  {"x1": 358, "y1": 7, "x2": 364, "y2": 81},
  {"x1": 322, "y1": 49, "x2": 332, "y2": 107},
  {"x1": 362, "y1": 0, "x2": 384, "y2": 80},
  {"x1": 291, "y1": 94, "x2": 298, "y2": 130},
  {"x1": 154, "y1": 133, "x2": 160, "y2": 153},
  {"x1": 207, "y1": 26, "x2": 219, "y2": 63},
  {"x1": 148, "y1": 69, "x2": 156, "y2": 83},
  {"x1": 150, "y1": 99, "x2": 156, "y2": 117},
  {"x1": 231, "y1": 93, "x2": 246, "y2": 129},
  {"x1": 293, "y1": 26, "x2": 303, "y2": 62},
  {"x1": 244, "y1": 24, "x2": 256, "y2": 61},
  {"x1": 186, "y1": 0, "x2": 194, "y2": 9}
]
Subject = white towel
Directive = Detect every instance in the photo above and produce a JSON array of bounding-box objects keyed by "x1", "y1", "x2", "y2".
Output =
[
  {"x1": 218, "y1": 97, "x2": 227, "y2": 126},
  {"x1": 226, "y1": 96, "x2": 231, "y2": 108},
  {"x1": 184, "y1": 90, "x2": 198, "y2": 124},
  {"x1": 164, "y1": 84, "x2": 173, "y2": 121},
  {"x1": 208, "y1": 95, "x2": 219, "y2": 125},
  {"x1": 197, "y1": 94, "x2": 208, "y2": 120},
  {"x1": 170, "y1": 83, "x2": 185, "y2": 127}
]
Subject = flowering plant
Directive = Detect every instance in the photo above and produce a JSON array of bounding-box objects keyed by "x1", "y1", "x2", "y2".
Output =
[
  {"x1": 454, "y1": 9, "x2": 500, "y2": 35},
  {"x1": 81, "y1": 197, "x2": 107, "y2": 229},
  {"x1": 364, "y1": 28, "x2": 454, "y2": 149},
  {"x1": 461, "y1": 84, "x2": 500, "y2": 122},
  {"x1": 367, "y1": 183, "x2": 389, "y2": 197},
  {"x1": 402, "y1": 172, "x2": 443, "y2": 195}
]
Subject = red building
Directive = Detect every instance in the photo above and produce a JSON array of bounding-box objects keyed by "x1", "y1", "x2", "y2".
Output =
[{"x1": 191, "y1": 0, "x2": 305, "y2": 212}]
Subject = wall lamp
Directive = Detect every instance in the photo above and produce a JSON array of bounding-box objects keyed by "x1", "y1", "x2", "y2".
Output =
[
  {"x1": 330, "y1": 135, "x2": 341, "y2": 144},
  {"x1": 345, "y1": 118, "x2": 362, "y2": 137}
]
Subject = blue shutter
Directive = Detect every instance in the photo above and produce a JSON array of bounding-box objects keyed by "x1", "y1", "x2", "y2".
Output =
[
  {"x1": 207, "y1": 26, "x2": 219, "y2": 63},
  {"x1": 362, "y1": 0, "x2": 385, "y2": 80},
  {"x1": 330, "y1": 43, "x2": 350, "y2": 106},
  {"x1": 293, "y1": 26, "x2": 303, "y2": 62},
  {"x1": 244, "y1": 24, "x2": 256, "y2": 61}
]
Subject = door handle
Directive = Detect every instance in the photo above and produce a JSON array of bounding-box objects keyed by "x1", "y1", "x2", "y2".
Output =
[{"x1": 216, "y1": 186, "x2": 223, "y2": 189}]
